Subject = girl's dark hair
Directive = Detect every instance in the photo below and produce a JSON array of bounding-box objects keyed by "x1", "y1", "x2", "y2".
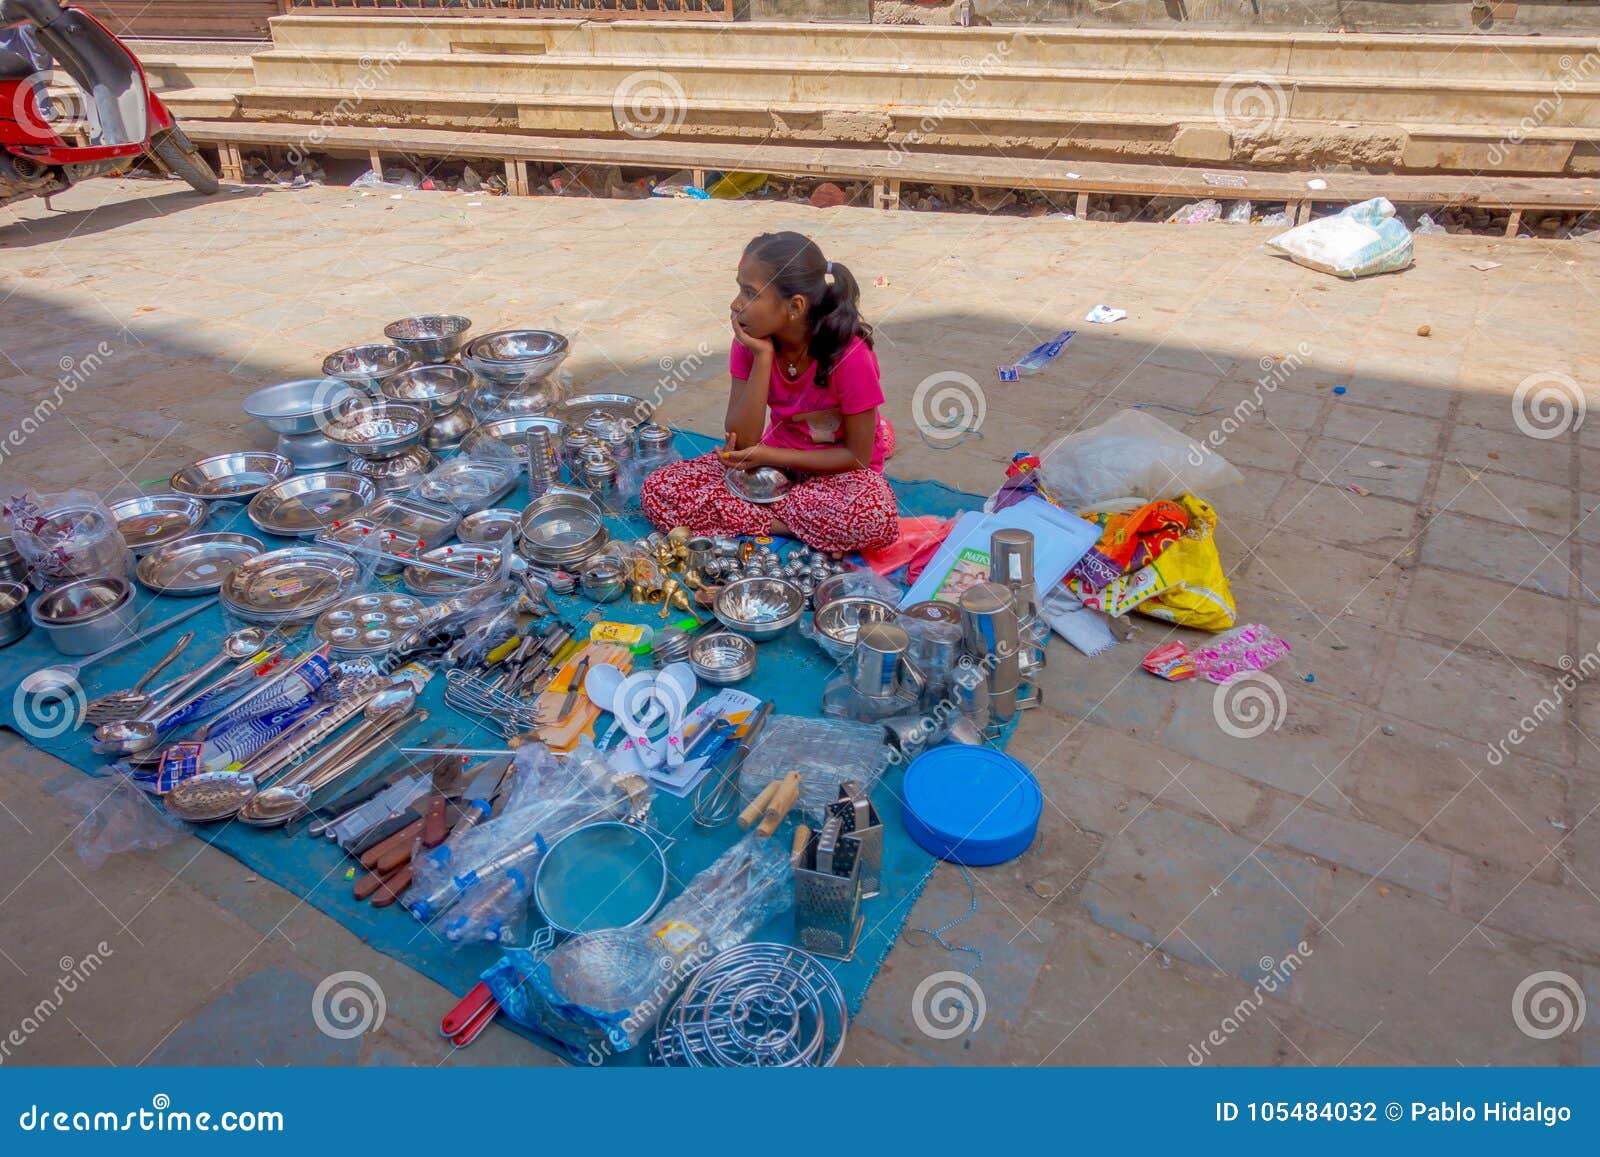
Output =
[{"x1": 743, "y1": 231, "x2": 872, "y2": 389}]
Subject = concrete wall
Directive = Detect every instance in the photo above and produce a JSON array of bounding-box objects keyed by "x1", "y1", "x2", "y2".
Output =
[{"x1": 753, "y1": 0, "x2": 1600, "y2": 33}]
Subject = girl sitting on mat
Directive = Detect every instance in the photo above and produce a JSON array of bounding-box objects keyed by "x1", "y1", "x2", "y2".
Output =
[{"x1": 640, "y1": 231, "x2": 899, "y2": 554}]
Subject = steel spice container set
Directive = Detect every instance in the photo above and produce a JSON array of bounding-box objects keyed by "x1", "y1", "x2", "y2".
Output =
[{"x1": 2, "y1": 311, "x2": 1051, "y2": 1067}]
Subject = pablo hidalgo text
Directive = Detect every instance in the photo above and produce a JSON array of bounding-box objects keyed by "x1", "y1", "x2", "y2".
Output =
[{"x1": 1411, "y1": 1102, "x2": 1571, "y2": 1126}]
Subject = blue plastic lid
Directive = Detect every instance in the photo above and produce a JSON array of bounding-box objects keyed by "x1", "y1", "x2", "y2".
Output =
[{"x1": 902, "y1": 746, "x2": 1042, "y2": 866}]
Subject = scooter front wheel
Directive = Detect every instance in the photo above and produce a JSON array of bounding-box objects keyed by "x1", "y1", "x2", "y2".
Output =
[{"x1": 146, "y1": 125, "x2": 220, "y2": 196}]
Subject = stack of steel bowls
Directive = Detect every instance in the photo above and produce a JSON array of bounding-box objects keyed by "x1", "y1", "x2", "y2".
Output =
[
  {"x1": 381, "y1": 364, "x2": 478, "y2": 452},
  {"x1": 651, "y1": 626, "x2": 692, "y2": 666},
  {"x1": 0, "y1": 579, "x2": 29, "y2": 647},
  {"x1": 320, "y1": 398, "x2": 434, "y2": 493},
  {"x1": 689, "y1": 631, "x2": 757, "y2": 686},
  {"x1": 460, "y1": 330, "x2": 569, "y2": 420},
  {"x1": 29, "y1": 575, "x2": 140, "y2": 655},
  {"x1": 383, "y1": 315, "x2": 471, "y2": 363},
  {"x1": 517, "y1": 492, "x2": 609, "y2": 567}
]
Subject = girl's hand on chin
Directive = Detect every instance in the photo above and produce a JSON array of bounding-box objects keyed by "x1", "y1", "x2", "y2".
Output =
[{"x1": 731, "y1": 311, "x2": 774, "y2": 354}]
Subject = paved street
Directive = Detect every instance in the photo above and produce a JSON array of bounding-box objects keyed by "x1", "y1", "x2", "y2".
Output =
[{"x1": 0, "y1": 175, "x2": 1596, "y2": 1066}]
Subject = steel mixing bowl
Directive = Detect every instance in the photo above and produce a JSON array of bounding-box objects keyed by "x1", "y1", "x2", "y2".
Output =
[
  {"x1": 461, "y1": 329, "x2": 568, "y2": 384},
  {"x1": 320, "y1": 399, "x2": 433, "y2": 457},
  {"x1": 812, "y1": 596, "x2": 900, "y2": 661},
  {"x1": 380, "y1": 363, "x2": 475, "y2": 413},
  {"x1": 713, "y1": 576, "x2": 805, "y2": 642},
  {"x1": 321, "y1": 344, "x2": 413, "y2": 387},
  {"x1": 0, "y1": 580, "x2": 31, "y2": 647},
  {"x1": 242, "y1": 378, "x2": 360, "y2": 435},
  {"x1": 382, "y1": 315, "x2": 472, "y2": 363}
]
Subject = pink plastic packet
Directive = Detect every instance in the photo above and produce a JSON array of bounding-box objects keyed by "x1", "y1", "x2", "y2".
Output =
[{"x1": 1193, "y1": 623, "x2": 1292, "y2": 685}]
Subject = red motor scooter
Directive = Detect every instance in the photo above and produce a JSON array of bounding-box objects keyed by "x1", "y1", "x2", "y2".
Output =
[{"x1": 0, "y1": 0, "x2": 217, "y2": 209}]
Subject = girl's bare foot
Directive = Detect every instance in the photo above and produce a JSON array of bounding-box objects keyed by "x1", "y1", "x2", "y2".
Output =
[{"x1": 770, "y1": 517, "x2": 792, "y2": 537}]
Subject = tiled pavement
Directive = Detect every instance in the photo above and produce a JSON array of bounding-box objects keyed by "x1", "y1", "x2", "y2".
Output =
[{"x1": 0, "y1": 177, "x2": 1596, "y2": 1066}]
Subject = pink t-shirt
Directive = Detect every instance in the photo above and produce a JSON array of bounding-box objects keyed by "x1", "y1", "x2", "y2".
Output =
[{"x1": 729, "y1": 336, "x2": 888, "y2": 472}]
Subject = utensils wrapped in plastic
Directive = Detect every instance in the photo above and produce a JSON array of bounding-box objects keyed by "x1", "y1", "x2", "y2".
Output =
[{"x1": 479, "y1": 831, "x2": 793, "y2": 1064}]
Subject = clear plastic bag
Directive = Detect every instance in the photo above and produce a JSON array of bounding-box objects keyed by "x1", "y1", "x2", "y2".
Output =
[
  {"x1": 1225, "y1": 200, "x2": 1253, "y2": 223},
  {"x1": 60, "y1": 773, "x2": 186, "y2": 869},
  {"x1": 1166, "y1": 199, "x2": 1222, "y2": 224},
  {"x1": 738, "y1": 715, "x2": 890, "y2": 819},
  {"x1": 1033, "y1": 409, "x2": 1244, "y2": 512},
  {"x1": 3, "y1": 487, "x2": 132, "y2": 588}
]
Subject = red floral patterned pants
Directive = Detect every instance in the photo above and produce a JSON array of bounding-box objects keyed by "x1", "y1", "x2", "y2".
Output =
[{"x1": 640, "y1": 453, "x2": 900, "y2": 554}]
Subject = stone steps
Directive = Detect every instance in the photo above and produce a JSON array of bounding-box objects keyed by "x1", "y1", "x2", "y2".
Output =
[
  {"x1": 131, "y1": 16, "x2": 1600, "y2": 175},
  {"x1": 262, "y1": 15, "x2": 1600, "y2": 84},
  {"x1": 245, "y1": 47, "x2": 1600, "y2": 130}
]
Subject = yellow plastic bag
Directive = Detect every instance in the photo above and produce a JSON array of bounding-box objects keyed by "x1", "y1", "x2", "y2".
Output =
[
  {"x1": 1134, "y1": 496, "x2": 1236, "y2": 631},
  {"x1": 1069, "y1": 496, "x2": 1236, "y2": 631}
]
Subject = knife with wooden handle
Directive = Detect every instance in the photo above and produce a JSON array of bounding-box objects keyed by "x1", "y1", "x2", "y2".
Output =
[{"x1": 359, "y1": 818, "x2": 423, "y2": 871}]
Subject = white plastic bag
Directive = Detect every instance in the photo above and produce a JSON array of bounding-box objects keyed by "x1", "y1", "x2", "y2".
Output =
[
  {"x1": 1265, "y1": 197, "x2": 1413, "y2": 279},
  {"x1": 1032, "y1": 410, "x2": 1244, "y2": 512}
]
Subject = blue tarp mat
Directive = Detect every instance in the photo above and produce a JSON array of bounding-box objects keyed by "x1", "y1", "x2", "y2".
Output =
[{"x1": 0, "y1": 430, "x2": 994, "y2": 1059}]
